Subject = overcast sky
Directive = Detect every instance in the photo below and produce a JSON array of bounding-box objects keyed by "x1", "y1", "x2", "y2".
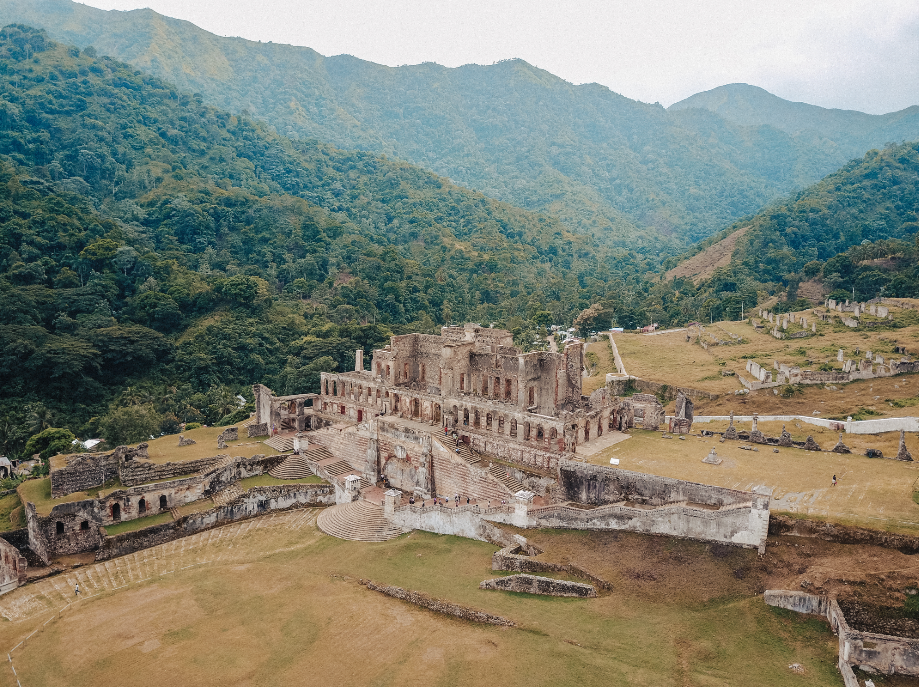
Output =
[{"x1": 80, "y1": 0, "x2": 919, "y2": 114}]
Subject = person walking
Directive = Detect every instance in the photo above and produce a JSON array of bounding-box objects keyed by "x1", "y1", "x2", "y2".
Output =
[
  {"x1": 74, "y1": 583, "x2": 80, "y2": 597},
  {"x1": 832, "y1": 474, "x2": 837, "y2": 487}
]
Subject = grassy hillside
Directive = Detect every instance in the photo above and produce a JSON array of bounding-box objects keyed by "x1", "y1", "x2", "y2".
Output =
[
  {"x1": 4, "y1": 0, "x2": 914, "y2": 246},
  {"x1": 0, "y1": 25, "x2": 641, "y2": 455}
]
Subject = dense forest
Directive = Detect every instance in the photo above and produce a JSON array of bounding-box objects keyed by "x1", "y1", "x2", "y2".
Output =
[
  {"x1": 7, "y1": 0, "x2": 919, "y2": 247},
  {"x1": 0, "y1": 26, "x2": 661, "y2": 460},
  {"x1": 654, "y1": 142, "x2": 919, "y2": 322}
]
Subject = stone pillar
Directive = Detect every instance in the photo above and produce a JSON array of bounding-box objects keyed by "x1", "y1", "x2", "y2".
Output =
[
  {"x1": 837, "y1": 349, "x2": 844, "y2": 362},
  {"x1": 355, "y1": 349, "x2": 363, "y2": 372},
  {"x1": 512, "y1": 490, "x2": 535, "y2": 527},
  {"x1": 383, "y1": 489, "x2": 402, "y2": 515},
  {"x1": 293, "y1": 433, "x2": 301, "y2": 453}
]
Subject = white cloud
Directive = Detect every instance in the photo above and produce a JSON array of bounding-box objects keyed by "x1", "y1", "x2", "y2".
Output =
[{"x1": 82, "y1": 0, "x2": 919, "y2": 113}]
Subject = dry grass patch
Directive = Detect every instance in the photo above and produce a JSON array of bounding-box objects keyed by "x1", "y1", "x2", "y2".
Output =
[
  {"x1": 143, "y1": 425, "x2": 281, "y2": 464},
  {"x1": 0, "y1": 517, "x2": 842, "y2": 687},
  {"x1": 590, "y1": 430, "x2": 919, "y2": 534}
]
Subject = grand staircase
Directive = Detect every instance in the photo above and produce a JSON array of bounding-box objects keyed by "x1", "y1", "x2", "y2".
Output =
[
  {"x1": 489, "y1": 464, "x2": 526, "y2": 494},
  {"x1": 316, "y1": 500, "x2": 407, "y2": 541},
  {"x1": 452, "y1": 441, "x2": 481, "y2": 466},
  {"x1": 268, "y1": 453, "x2": 315, "y2": 480}
]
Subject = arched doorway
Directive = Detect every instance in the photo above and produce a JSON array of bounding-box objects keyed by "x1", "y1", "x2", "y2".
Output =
[
  {"x1": 160, "y1": 495, "x2": 168, "y2": 510},
  {"x1": 434, "y1": 404, "x2": 441, "y2": 423},
  {"x1": 111, "y1": 503, "x2": 121, "y2": 522},
  {"x1": 138, "y1": 497, "x2": 146, "y2": 514}
]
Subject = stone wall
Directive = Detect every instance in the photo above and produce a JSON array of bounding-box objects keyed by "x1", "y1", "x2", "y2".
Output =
[
  {"x1": 479, "y1": 573, "x2": 597, "y2": 597},
  {"x1": 50, "y1": 451, "x2": 120, "y2": 498},
  {"x1": 491, "y1": 545, "x2": 612, "y2": 590},
  {"x1": 25, "y1": 502, "x2": 49, "y2": 565},
  {"x1": 763, "y1": 590, "x2": 829, "y2": 616},
  {"x1": 120, "y1": 455, "x2": 220, "y2": 487},
  {"x1": 766, "y1": 590, "x2": 919, "y2": 678},
  {"x1": 95, "y1": 483, "x2": 335, "y2": 561},
  {"x1": 769, "y1": 514, "x2": 919, "y2": 552},
  {"x1": 558, "y1": 461, "x2": 754, "y2": 508},
  {"x1": 0, "y1": 536, "x2": 26, "y2": 595},
  {"x1": 362, "y1": 579, "x2": 515, "y2": 626},
  {"x1": 606, "y1": 376, "x2": 719, "y2": 401},
  {"x1": 387, "y1": 502, "x2": 512, "y2": 542}
]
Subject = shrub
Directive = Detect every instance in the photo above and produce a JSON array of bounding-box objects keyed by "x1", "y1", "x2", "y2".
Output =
[
  {"x1": 23, "y1": 427, "x2": 75, "y2": 459},
  {"x1": 100, "y1": 405, "x2": 161, "y2": 446},
  {"x1": 184, "y1": 422, "x2": 202, "y2": 431}
]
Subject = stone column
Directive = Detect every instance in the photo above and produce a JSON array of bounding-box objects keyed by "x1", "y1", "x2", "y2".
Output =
[{"x1": 355, "y1": 349, "x2": 363, "y2": 372}]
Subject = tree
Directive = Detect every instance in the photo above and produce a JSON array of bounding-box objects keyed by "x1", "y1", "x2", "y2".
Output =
[
  {"x1": 23, "y1": 427, "x2": 75, "y2": 459},
  {"x1": 27, "y1": 406, "x2": 55, "y2": 434},
  {"x1": 99, "y1": 405, "x2": 160, "y2": 446}
]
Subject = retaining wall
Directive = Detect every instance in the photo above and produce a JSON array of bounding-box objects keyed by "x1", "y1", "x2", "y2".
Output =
[
  {"x1": 765, "y1": 590, "x2": 919, "y2": 677},
  {"x1": 95, "y1": 483, "x2": 335, "y2": 561},
  {"x1": 120, "y1": 455, "x2": 220, "y2": 487}
]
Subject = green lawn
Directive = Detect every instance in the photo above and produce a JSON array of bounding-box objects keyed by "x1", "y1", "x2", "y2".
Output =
[
  {"x1": 0, "y1": 493, "x2": 23, "y2": 532},
  {"x1": 237, "y1": 474, "x2": 324, "y2": 489},
  {"x1": 103, "y1": 511, "x2": 174, "y2": 536},
  {"x1": 19, "y1": 477, "x2": 124, "y2": 516}
]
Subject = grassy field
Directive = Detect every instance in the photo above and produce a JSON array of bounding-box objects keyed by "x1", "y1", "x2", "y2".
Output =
[
  {"x1": 142, "y1": 425, "x2": 282, "y2": 464},
  {"x1": 0, "y1": 493, "x2": 24, "y2": 532},
  {"x1": 103, "y1": 511, "x2": 174, "y2": 536},
  {"x1": 0, "y1": 511, "x2": 841, "y2": 687},
  {"x1": 590, "y1": 430, "x2": 919, "y2": 534},
  {"x1": 606, "y1": 302, "x2": 919, "y2": 418},
  {"x1": 18, "y1": 478, "x2": 126, "y2": 517},
  {"x1": 237, "y1": 474, "x2": 324, "y2": 488}
]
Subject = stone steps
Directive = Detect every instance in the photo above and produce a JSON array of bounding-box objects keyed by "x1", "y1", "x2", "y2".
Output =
[
  {"x1": 169, "y1": 507, "x2": 180, "y2": 521},
  {"x1": 268, "y1": 454, "x2": 315, "y2": 480},
  {"x1": 264, "y1": 435, "x2": 294, "y2": 452},
  {"x1": 303, "y1": 446, "x2": 334, "y2": 463},
  {"x1": 324, "y1": 459, "x2": 356, "y2": 477},
  {"x1": 239, "y1": 414, "x2": 256, "y2": 428},
  {"x1": 316, "y1": 500, "x2": 407, "y2": 542},
  {"x1": 212, "y1": 483, "x2": 243, "y2": 507},
  {"x1": 453, "y1": 440, "x2": 481, "y2": 465},
  {"x1": 488, "y1": 464, "x2": 525, "y2": 494}
]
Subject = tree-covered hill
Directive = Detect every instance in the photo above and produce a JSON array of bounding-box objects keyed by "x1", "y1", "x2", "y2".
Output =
[
  {"x1": 653, "y1": 141, "x2": 919, "y2": 323},
  {"x1": 5, "y1": 0, "x2": 917, "y2": 246},
  {"x1": 0, "y1": 25, "x2": 645, "y2": 456}
]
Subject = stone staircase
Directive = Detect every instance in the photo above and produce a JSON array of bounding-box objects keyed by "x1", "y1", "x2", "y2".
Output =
[
  {"x1": 264, "y1": 435, "x2": 294, "y2": 452},
  {"x1": 212, "y1": 483, "x2": 243, "y2": 507},
  {"x1": 239, "y1": 414, "x2": 256, "y2": 428},
  {"x1": 488, "y1": 464, "x2": 526, "y2": 494},
  {"x1": 316, "y1": 500, "x2": 407, "y2": 541},
  {"x1": 303, "y1": 446, "x2": 334, "y2": 463},
  {"x1": 268, "y1": 454, "x2": 314, "y2": 480},
  {"x1": 169, "y1": 507, "x2": 180, "y2": 521},
  {"x1": 452, "y1": 440, "x2": 481, "y2": 466}
]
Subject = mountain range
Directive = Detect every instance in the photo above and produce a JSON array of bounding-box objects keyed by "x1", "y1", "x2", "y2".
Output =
[{"x1": 3, "y1": 0, "x2": 919, "y2": 248}]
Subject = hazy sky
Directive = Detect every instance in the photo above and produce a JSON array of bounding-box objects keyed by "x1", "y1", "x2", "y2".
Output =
[{"x1": 80, "y1": 0, "x2": 919, "y2": 114}]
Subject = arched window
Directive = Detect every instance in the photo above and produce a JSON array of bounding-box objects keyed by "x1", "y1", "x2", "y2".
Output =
[
  {"x1": 138, "y1": 497, "x2": 146, "y2": 514},
  {"x1": 510, "y1": 419, "x2": 517, "y2": 438},
  {"x1": 460, "y1": 374, "x2": 465, "y2": 391},
  {"x1": 528, "y1": 387, "x2": 535, "y2": 406},
  {"x1": 536, "y1": 425, "x2": 544, "y2": 440},
  {"x1": 486, "y1": 413, "x2": 493, "y2": 431},
  {"x1": 505, "y1": 379, "x2": 512, "y2": 400},
  {"x1": 463, "y1": 408, "x2": 470, "y2": 426}
]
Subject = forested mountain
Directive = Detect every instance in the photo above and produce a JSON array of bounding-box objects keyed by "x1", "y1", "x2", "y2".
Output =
[
  {"x1": 4, "y1": 1, "x2": 917, "y2": 246},
  {"x1": 653, "y1": 141, "x2": 919, "y2": 323},
  {"x1": 671, "y1": 83, "x2": 919, "y2": 143},
  {"x1": 0, "y1": 26, "x2": 649, "y2": 456}
]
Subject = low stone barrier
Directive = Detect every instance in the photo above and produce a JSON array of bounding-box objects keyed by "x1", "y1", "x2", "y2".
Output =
[
  {"x1": 479, "y1": 573, "x2": 596, "y2": 598},
  {"x1": 361, "y1": 579, "x2": 515, "y2": 626},
  {"x1": 491, "y1": 545, "x2": 612, "y2": 590}
]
